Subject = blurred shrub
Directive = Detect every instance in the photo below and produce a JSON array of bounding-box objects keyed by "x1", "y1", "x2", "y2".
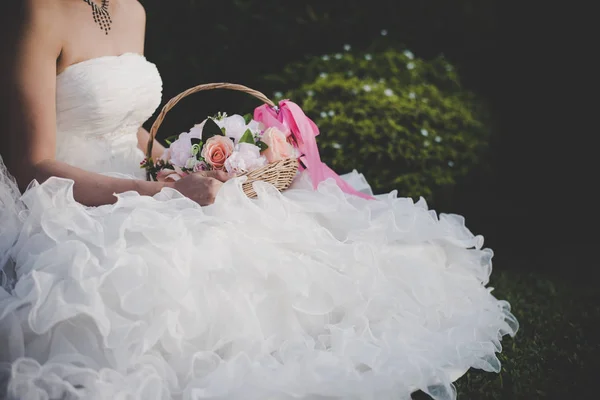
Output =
[{"x1": 268, "y1": 49, "x2": 490, "y2": 200}]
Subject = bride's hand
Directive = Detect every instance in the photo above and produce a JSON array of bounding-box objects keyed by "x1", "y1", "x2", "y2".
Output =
[{"x1": 171, "y1": 171, "x2": 233, "y2": 206}]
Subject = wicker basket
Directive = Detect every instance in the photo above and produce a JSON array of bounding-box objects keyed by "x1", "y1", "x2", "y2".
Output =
[{"x1": 146, "y1": 83, "x2": 299, "y2": 198}]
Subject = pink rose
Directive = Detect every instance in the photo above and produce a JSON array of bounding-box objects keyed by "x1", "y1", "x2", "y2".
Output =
[
  {"x1": 201, "y1": 136, "x2": 234, "y2": 170},
  {"x1": 261, "y1": 127, "x2": 294, "y2": 163}
]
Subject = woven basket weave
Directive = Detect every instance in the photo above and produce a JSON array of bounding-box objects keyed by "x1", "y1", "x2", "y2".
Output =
[{"x1": 146, "y1": 83, "x2": 298, "y2": 198}]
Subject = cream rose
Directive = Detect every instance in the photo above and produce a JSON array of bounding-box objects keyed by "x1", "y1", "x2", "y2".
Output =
[
  {"x1": 201, "y1": 136, "x2": 234, "y2": 170},
  {"x1": 261, "y1": 127, "x2": 294, "y2": 163},
  {"x1": 224, "y1": 143, "x2": 267, "y2": 174}
]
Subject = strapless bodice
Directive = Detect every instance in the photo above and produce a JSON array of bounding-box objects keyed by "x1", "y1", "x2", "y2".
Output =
[{"x1": 55, "y1": 53, "x2": 162, "y2": 179}]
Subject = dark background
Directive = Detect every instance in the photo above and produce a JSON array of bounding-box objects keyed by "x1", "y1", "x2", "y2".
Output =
[{"x1": 142, "y1": 0, "x2": 592, "y2": 276}]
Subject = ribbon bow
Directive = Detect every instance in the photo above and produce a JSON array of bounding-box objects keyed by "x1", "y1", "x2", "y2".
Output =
[{"x1": 254, "y1": 100, "x2": 373, "y2": 200}]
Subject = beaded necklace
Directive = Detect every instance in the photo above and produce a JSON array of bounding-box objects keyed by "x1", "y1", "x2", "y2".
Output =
[{"x1": 81, "y1": 0, "x2": 112, "y2": 35}]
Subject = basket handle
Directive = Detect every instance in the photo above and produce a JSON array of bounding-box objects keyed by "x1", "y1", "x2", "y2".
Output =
[{"x1": 146, "y1": 83, "x2": 276, "y2": 165}]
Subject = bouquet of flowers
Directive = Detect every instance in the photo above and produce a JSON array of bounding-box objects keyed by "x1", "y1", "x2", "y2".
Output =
[
  {"x1": 142, "y1": 113, "x2": 298, "y2": 182},
  {"x1": 142, "y1": 83, "x2": 372, "y2": 200}
]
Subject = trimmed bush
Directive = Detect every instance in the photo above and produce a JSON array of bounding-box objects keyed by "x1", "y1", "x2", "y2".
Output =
[{"x1": 267, "y1": 49, "x2": 490, "y2": 201}]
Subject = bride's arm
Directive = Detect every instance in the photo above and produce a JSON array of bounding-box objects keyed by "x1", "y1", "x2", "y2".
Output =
[
  {"x1": 0, "y1": 1, "x2": 172, "y2": 206},
  {"x1": 137, "y1": 127, "x2": 166, "y2": 160},
  {"x1": 2, "y1": 1, "x2": 227, "y2": 207}
]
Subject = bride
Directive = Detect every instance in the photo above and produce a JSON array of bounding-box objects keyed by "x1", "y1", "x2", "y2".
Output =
[{"x1": 0, "y1": 1, "x2": 518, "y2": 399}]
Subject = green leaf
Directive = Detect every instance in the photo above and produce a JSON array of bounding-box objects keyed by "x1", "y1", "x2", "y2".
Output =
[
  {"x1": 256, "y1": 140, "x2": 269, "y2": 151},
  {"x1": 239, "y1": 129, "x2": 255, "y2": 144},
  {"x1": 164, "y1": 134, "x2": 179, "y2": 146},
  {"x1": 202, "y1": 118, "x2": 223, "y2": 140},
  {"x1": 243, "y1": 113, "x2": 253, "y2": 125}
]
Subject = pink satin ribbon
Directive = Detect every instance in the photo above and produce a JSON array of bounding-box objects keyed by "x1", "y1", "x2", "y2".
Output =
[{"x1": 254, "y1": 100, "x2": 374, "y2": 200}]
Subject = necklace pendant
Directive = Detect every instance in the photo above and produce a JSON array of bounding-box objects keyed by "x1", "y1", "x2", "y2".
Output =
[{"x1": 83, "y1": 0, "x2": 111, "y2": 35}]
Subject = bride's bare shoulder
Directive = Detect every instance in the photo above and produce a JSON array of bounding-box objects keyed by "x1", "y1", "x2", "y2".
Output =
[
  {"x1": 118, "y1": 0, "x2": 148, "y2": 46},
  {"x1": 124, "y1": 0, "x2": 147, "y2": 24}
]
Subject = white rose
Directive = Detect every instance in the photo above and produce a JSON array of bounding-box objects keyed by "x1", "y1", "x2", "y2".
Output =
[
  {"x1": 188, "y1": 122, "x2": 206, "y2": 139},
  {"x1": 247, "y1": 119, "x2": 265, "y2": 134},
  {"x1": 188, "y1": 115, "x2": 263, "y2": 144},
  {"x1": 224, "y1": 143, "x2": 267, "y2": 174},
  {"x1": 219, "y1": 114, "x2": 247, "y2": 143},
  {"x1": 185, "y1": 156, "x2": 202, "y2": 170},
  {"x1": 168, "y1": 132, "x2": 193, "y2": 167}
]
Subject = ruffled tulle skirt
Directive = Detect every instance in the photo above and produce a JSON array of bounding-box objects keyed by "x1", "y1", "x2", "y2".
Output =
[{"x1": 0, "y1": 163, "x2": 518, "y2": 400}]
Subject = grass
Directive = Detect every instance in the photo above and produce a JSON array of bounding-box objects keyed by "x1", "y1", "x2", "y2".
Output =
[{"x1": 412, "y1": 266, "x2": 600, "y2": 399}]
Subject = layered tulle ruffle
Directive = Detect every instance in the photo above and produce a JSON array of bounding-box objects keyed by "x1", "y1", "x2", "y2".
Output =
[{"x1": 0, "y1": 172, "x2": 518, "y2": 400}]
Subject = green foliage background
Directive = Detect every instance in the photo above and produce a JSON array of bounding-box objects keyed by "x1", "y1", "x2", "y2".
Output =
[{"x1": 271, "y1": 49, "x2": 489, "y2": 200}]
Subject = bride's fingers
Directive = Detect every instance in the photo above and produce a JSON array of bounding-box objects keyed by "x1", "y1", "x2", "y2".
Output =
[
  {"x1": 214, "y1": 170, "x2": 236, "y2": 182},
  {"x1": 198, "y1": 170, "x2": 233, "y2": 182}
]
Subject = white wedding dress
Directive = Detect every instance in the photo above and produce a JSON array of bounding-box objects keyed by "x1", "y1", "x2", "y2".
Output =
[{"x1": 0, "y1": 53, "x2": 518, "y2": 400}]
